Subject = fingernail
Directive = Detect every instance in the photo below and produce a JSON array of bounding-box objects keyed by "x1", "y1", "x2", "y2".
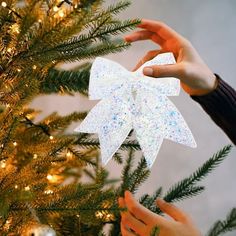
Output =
[{"x1": 143, "y1": 67, "x2": 153, "y2": 76}]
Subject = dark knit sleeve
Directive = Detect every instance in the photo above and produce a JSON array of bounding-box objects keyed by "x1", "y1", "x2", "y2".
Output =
[{"x1": 191, "y1": 75, "x2": 236, "y2": 145}]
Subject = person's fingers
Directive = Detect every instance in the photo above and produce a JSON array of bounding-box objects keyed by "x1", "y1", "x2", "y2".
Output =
[
  {"x1": 132, "y1": 49, "x2": 164, "y2": 71},
  {"x1": 143, "y1": 64, "x2": 181, "y2": 79},
  {"x1": 121, "y1": 210, "x2": 146, "y2": 235},
  {"x1": 125, "y1": 30, "x2": 165, "y2": 45},
  {"x1": 138, "y1": 19, "x2": 183, "y2": 42},
  {"x1": 118, "y1": 197, "x2": 126, "y2": 208},
  {"x1": 124, "y1": 191, "x2": 165, "y2": 225},
  {"x1": 121, "y1": 222, "x2": 136, "y2": 236},
  {"x1": 156, "y1": 199, "x2": 189, "y2": 223}
]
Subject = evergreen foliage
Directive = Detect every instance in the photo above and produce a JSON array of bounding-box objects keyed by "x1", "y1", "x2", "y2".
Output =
[{"x1": 207, "y1": 208, "x2": 236, "y2": 236}]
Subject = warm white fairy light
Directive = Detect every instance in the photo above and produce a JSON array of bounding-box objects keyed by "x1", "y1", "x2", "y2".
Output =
[
  {"x1": 66, "y1": 151, "x2": 72, "y2": 157},
  {"x1": 1, "y1": 2, "x2": 7, "y2": 7},
  {"x1": 17, "y1": 68, "x2": 21, "y2": 72},
  {"x1": 53, "y1": 6, "x2": 59, "y2": 12},
  {"x1": 7, "y1": 48, "x2": 12, "y2": 53},
  {"x1": 58, "y1": 10, "x2": 64, "y2": 17},
  {"x1": 13, "y1": 141, "x2": 17, "y2": 146},
  {"x1": 44, "y1": 189, "x2": 54, "y2": 194},
  {"x1": 14, "y1": 185, "x2": 18, "y2": 189},
  {"x1": 33, "y1": 154, "x2": 38, "y2": 159},
  {"x1": 24, "y1": 186, "x2": 30, "y2": 191},
  {"x1": 47, "y1": 174, "x2": 53, "y2": 181},
  {"x1": 1, "y1": 161, "x2": 6, "y2": 168},
  {"x1": 49, "y1": 135, "x2": 54, "y2": 140},
  {"x1": 47, "y1": 174, "x2": 59, "y2": 183},
  {"x1": 38, "y1": 19, "x2": 42, "y2": 23},
  {"x1": 32, "y1": 65, "x2": 37, "y2": 70}
]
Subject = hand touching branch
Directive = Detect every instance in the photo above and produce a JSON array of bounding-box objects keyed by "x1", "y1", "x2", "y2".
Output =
[
  {"x1": 125, "y1": 19, "x2": 217, "y2": 96},
  {"x1": 119, "y1": 191, "x2": 201, "y2": 236}
]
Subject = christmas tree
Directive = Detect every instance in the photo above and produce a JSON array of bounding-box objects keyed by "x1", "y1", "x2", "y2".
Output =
[{"x1": 0, "y1": 0, "x2": 235, "y2": 235}]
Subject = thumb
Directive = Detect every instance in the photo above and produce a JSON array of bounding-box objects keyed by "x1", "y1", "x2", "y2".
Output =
[{"x1": 143, "y1": 64, "x2": 181, "y2": 78}]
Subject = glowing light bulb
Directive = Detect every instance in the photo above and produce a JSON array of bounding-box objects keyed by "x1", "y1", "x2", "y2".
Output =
[
  {"x1": 33, "y1": 154, "x2": 38, "y2": 159},
  {"x1": 1, "y1": 2, "x2": 7, "y2": 7},
  {"x1": 32, "y1": 65, "x2": 37, "y2": 70},
  {"x1": 14, "y1": 185, "x2": 18, "y2": 189},
  {"x1": 47, "y1": 174, "x2": 53, "y2": 181},
  {"x1": 58, "y1": 11, "x2": 64, "y2": 17},
  {"x1": 49, "y1": 135, "x2": 54, "y2": 140},
  {"x1": 44, "y1": 189, "x2": 53, "y2": 194},
  {"x1": 13, "y1": 141, "x2": 17, "y2": 146},
  {"x1": 24, "y1": 186, "x2": 30, "y2": 191},
  {"x1": 7, "y1": 48, "x2": 12, "y2": 53},
  {"x1": 66, "y1": 152, "x2": 72, "y2": 157},
  {"x1": 53, "y1": 6, "x2": 59, "y2": 12},
  {"x1": 17, "y1": 68, "x2": 21, "y2": 72},
  {"x1": 38, "y1": 19, "x2": 42, "y2": 23},
  {"x1": 1, "y1": 161, "x2": 6, "y2": 168}
]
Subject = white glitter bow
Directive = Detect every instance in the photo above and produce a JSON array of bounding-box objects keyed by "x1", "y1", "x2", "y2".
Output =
[{"x1": 75, "y1": 53, "x2": 196, "y2": 167}]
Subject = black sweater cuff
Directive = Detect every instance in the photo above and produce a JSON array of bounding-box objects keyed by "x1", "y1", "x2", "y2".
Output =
[{"x1": 191, "y1": 75, "x2": 236, "y2": 144}]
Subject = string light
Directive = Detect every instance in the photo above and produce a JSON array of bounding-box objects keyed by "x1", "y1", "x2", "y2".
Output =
[
  {"x1": 24, "y1": 186, "x2": 30, "y2": 191},
  {"x1": 58, "y1": 11, "x2": 64, "y2": 17},
  {"x1": 33, "y1": 154, "x2": 38, "y2": 159},
  {"x1": 7, "y1": 48, "x2": 12, "y2": 53},
  {"x1": 1, "y1": 161, "x2": 6, "y2": 168},
  {"x1": 49, "y1": 135, "x2": 54, "y2": 140},
  {"x1": 14, "y1": 185, "x2": 18, "y2": 189},
  {"x1": 53, "y1": 6, "x2": 59, "y2": 12},
  {"x1": 1, "y1": 2, "x2": 7, "y2": 7},
  {"x1": 44, "y1": 189, "x2": 53, "y2": 194},
  {"x1": 13, "y1": 141, "x2": 17, "y2": 146},
  {"x1": 66, "y1": 151, "x2": 72, "y2": 157},
  {"x1": 47, "y1": 174, "x2": 53, "y2": 181},
  {"x1": 32, "y1": 65, "x2": 37, "y2": 70},
  {"x1": 17, "y1": 68, "x2": 21, "y2": 72},
  {"x1": 47, "y1": 174, "x2": 59, "y2": 183},
  {"x1": 38, "y1": 19, "x2": 42, "y2": 23}
]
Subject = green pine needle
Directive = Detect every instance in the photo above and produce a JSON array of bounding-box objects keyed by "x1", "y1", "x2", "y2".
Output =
[{"x1": 207, "y1": 208, "x2": 236, "y2": 236}]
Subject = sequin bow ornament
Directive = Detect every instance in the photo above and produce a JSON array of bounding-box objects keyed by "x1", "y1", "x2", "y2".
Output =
[{"x1": 75, "y1": 53, "x2": 196, "y2": 167}]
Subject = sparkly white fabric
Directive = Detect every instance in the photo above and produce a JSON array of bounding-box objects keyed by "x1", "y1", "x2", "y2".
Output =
[{"x1": 75, "y1": 53, "x2": 196, "y2": 167}]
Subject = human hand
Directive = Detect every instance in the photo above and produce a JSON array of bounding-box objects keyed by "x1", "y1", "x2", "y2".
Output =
[
  {"x1": 119, "y1": 191, "x2": 202, "y2": 236},
  {"x1": 125, "y1": 19, "x2": 217, "y2": 96}
]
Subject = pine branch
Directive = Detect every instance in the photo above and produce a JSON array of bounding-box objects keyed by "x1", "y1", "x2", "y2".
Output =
[
  {"x1": 75, "y1": 137, "x2": 141, "y2": 151},
  {"x1": 129, "y1": 157, "x2": 150, "y2": 193},
  {"x1": 139, "y1": 187, "x2": 162, "y2": 211},
  {"x1": 207, "y1": 208, "x2": 236, "y2": 236},
  {"x1": 40, "y1": 63, "x2": 91, "y2": 95},
  {"x1": 163, "y1": 145, "x2": 232, "y2": 204}
]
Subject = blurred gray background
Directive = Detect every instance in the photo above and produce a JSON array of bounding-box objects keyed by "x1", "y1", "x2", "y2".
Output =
[{"x1": 31, "y1": 0, "x2": 236, "y2": 235}]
